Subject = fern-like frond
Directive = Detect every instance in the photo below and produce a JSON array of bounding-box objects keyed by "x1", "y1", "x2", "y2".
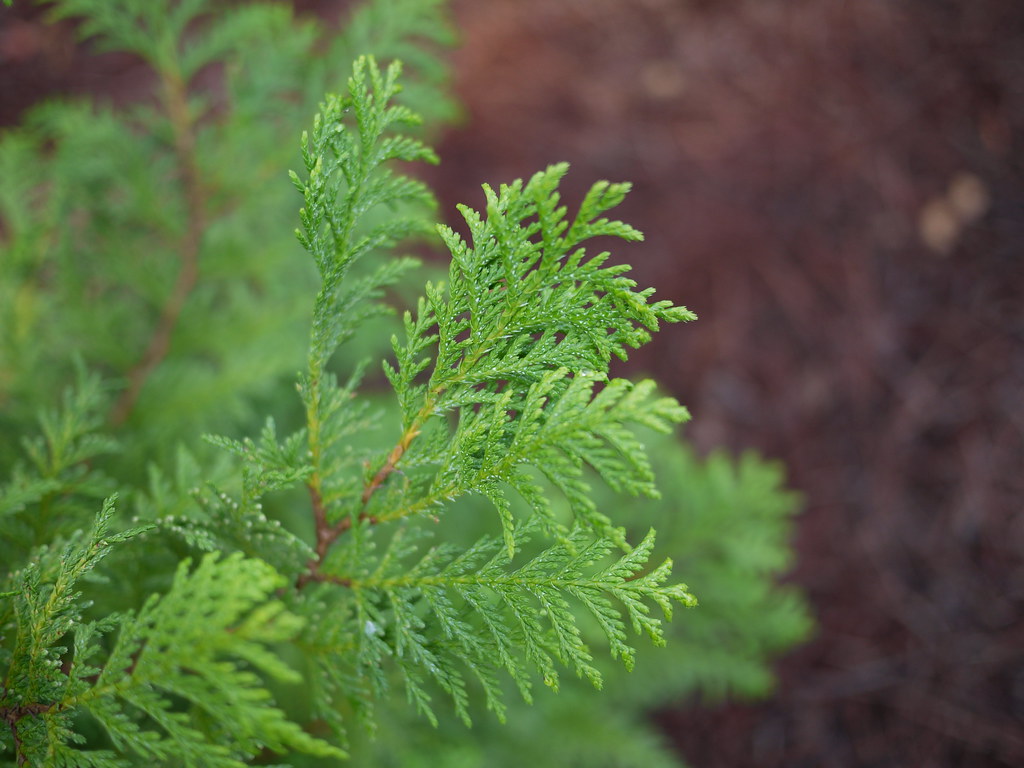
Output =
[
  {"x1": 398, "y1": 164, "x2": 695, "y2": 402},
  {"x1": 287, "y1": 55, "x2": 441, "y2": 565},
  {"x1": 4, "y1": 552, "x2": 344, "y2": 766},
  {"x1": 425, "y1": 369, "x2": 689, "y2": 553},
  {"x1": 83, "y1": 553, "x2": 344, "y2": 764},
  {"x1": 377, "y1": 166, "x2": 695, "y2": 551},
  {"x1": 0, "y1": 498, "x2": 150, "y2": 764},
  {"x1": 326, "y1": 524, "x2": 694, "y2": 725},
  {"x1": 292, "y1": 54, "x2": 438, "y2": 379},
  {"x1": 0, "y1": 368, "x2": 119, "y2": 567},
  {"x1": 21, "y1": 367, "x2": 118, "y2": 482}
]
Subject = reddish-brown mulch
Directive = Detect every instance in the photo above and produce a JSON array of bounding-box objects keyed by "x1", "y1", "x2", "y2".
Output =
[
  {"x1": 430, "y1": 2, "x2": 1024, "y2": 765},
  {"x1": 2, "y1": 1, "x2": 1022, "y2": 765}
]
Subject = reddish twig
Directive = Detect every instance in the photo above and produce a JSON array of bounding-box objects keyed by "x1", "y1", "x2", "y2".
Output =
[
  {"x1": 110, "y1": 68, "x2": 206, "y2": 426},
  {"x1": 2, "y1": 703, "x2": 53, "y2": 766},
  {"x1": 297, "y1": 426, "x2": 417, "y2": 587}
]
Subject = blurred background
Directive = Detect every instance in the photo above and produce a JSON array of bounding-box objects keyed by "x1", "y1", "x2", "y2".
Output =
[{"x1": 2, "y1": 0, "x2": 1023, "y2": 765}]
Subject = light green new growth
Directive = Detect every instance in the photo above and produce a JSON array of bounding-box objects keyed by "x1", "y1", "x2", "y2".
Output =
[
  {"x1": 382, "y1": 163, "x2": 696, "y2": 554},
  {"x1": 1, "y1": 505, "x2": 343, "y2": 766},
  {"x1": 342, "y1": 525, "x2": 695, "y2": 727},
  {"x1": 263, "y1": 55, "x2": 697, "y2": 730}
]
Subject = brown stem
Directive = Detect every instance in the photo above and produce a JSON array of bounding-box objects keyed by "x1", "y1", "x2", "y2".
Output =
[
  {"x1": 2, "y1": 703, "x2": 52, "y2": 766},
  {"x1": 299, "y1": 413, "x2": 424, "y2": 585},
  {"x1": 110, "y1": 67, "x2": 206, "y2": 426},
  {"x1": 360, "y1": 424, "x2": 420, "y2": 505},
  {"x1": 297, "y1": 483, "x2": 378, "y2": 588},
  {"x1": 6, "y1": 715, "x2": 22, "y2": 767},
  {"x1": 296, "y1": 430, "x2": 412, "y2": 588},
  {"x1": 309, "y1": 485, "x2": 330, "y2": 561},
  {"x1": 296, "y1": 308, "x2": 495, "y2": 586}
]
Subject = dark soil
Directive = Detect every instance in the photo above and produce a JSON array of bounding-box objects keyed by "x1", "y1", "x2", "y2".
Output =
[
  {"x1": 3, "y1": 1, "x2": 1023, "y2": 765},
  {"x1": 432, "y1": 3, "x2": 1024, "y2": 765}
]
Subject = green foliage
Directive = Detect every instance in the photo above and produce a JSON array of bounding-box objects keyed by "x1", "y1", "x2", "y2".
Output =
[
  {"x1": 0, "y1": 367, "x2": 118, "y2": 570},
  {"x1": 308, "y1": 518, "x2": 694, "y2": 733},
  {"x1": 383, "y1": 163, "x2": 695, "y2": 554},
  {"x1": 339, "y1": 433, "x2": 811, "y2": 768},
  {"x1": 0, "y1": 0, "x2": 455, "y2": 470},
  {"x1": 0, "y1": 1, "x2": 810, "y2": 766},
  {"x1": 2, "y1": 514, "x2": 342, "y2": 766}
]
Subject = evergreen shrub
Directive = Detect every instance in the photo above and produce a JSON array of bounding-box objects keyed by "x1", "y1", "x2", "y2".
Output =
[{"x1": 0, "y1": 1, "x2": 811, "y2": 765}]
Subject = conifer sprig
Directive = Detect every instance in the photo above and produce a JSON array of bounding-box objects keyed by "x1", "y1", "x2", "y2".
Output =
[
  {"x1": 375, "y1": 165, "x2": 696, "y2": 551},
  {"x1": 329, "y1": 525, "x2": 695, "y2": 726},
  {"x1": 69, "y1": 553, "x2": 345, "y2": 766},
  {"x1": 0, "y1": 498, "x2": 147, "y2": 765},
  {"x1": 0, "y1": 2, "x2": 812, "y2": 763},
  {"x1": 0, "y1": 368, "x2": 118, "y2": 569},
  {"x1": 256, "y1": 56, "x2": 701, "y2": 729},
  {"x1": 288, "y1": 56, "x2": 439, "y2": 572},
  {"x1": 292, "y1": 55, "x2": 438, "y2": 382},
  {"x1": 1, "y1": 531, "x2": 343, "y2": 766}
]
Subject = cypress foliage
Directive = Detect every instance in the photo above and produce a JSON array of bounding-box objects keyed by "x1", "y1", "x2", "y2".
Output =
[{"x1": 0, "y1": 2, "x2": 811, "y2": 766}]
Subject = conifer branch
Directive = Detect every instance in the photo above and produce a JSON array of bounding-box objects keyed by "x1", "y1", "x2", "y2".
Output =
[
  {"x1": 0, "y1": 3, "x2": 813, "y2": 762},
  {"x1": 289, "y1": 56, "x2": 438, "y2": 585},
  {"x1": 110, "y1": 64, "x2": 206, "y2": 426},
  {"x1": 330, "y1": 526, "x2": 696, "y2": 720},
  {"x1": 359, "y1": 343, "x2": 492, "y2": 510},
  {"x1": 377, "y1": 165, "x2": 695, "y2": 551},
  {"x1": 361, "y1": 424, "x2": 417, "y2": 505}
]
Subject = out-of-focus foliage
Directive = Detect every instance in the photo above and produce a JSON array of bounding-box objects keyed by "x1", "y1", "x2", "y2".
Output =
[{"x1": 0, "y1": 0, "x2": 456, "y2": 471}]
